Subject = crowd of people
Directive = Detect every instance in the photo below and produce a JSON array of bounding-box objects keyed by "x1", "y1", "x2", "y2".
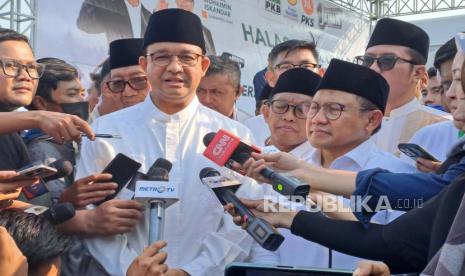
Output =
[{"x1": 0, "y1": 6, "x2": 464, "y2": 276}]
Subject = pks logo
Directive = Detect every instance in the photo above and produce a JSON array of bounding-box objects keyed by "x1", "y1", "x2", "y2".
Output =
[
  {"x1": 301, "y1": 0, "x2": 314, "y2": 15},
  {"x1": 288, "y1": 0, "x2": 297, "y2": 5},
  {"x1": 265, "y1": 0, "x2": 281, "y2": 15}
]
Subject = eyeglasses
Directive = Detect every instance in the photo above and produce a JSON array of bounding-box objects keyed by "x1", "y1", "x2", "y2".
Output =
[
  {"x1": 0, "y1": 59, "x2": 45, "y2": 79},
  {"x1": 268, "y1": 99, "x2": 311, "y2": 119},
  {"x1": 106, "y1": 76, "x2": 148, "y2": 93},
  {"x1": 355, "y1": 55, "x2": 416, "y2": 71},
  {"x1": 308, "y1": 102, "x2": 373, "y2": 120},
  {"x1": 146, "y1": 52, "x2": 204, "y2": 67},
  {"x1": 273, "y1": 62, "x2": 320, "y2": 71}
]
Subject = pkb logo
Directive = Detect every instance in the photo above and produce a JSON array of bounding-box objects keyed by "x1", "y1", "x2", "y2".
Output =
[{"x1": 265, "y1": 0, "x2": 281, "y2": 15}]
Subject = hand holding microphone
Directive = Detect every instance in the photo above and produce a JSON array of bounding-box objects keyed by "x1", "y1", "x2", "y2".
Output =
[{"x1": 203, "y1": 130, "x2": 310, "y2": 198}]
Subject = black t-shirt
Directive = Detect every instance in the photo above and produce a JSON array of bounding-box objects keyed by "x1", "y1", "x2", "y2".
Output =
[{"x1": 0, "y1": 131, "x2": 30, "y2": 170}]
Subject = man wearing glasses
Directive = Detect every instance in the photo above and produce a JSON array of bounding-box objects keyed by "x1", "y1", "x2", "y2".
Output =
[
  {"x1": 244, "y1": 39, "x2": 320, "y2": 146},
  {"x1": 90, "y1": 38, "x2": 150, "y2": 123},
  {"x1": 76, "y1": 9, "x2": 272, "y2": 276},
  {"x1": 294, "y1": 59, "x2": 413, "y2": 270},
  {"x1": 354, "y1": 18, "x2": 450, "y2": 156}
]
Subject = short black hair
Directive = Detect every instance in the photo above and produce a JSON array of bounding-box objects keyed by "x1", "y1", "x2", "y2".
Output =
[
  {"x1": 433, "y1": 38, "x2": 457, "y2": 69},
  {"x1": 267, "y1": 40, "x2": 318, "y2": 68},
  {"x1": 205, "y1": 55, "x2": 241, "y2": 91},
  {"x1": 95, "y1": 58, "x2": 111, "y2": 93},
  {"x1": 356, "y1": 96, "x2": 382, "y2": 135},
  {"x1": 0, "y1": 28, "x2": 30, "y2": 46},
  {"x1": 0, "y1": 209, "x2": 73, "y2": 269},
  {"x1": 29, "y1": 58, "x2": 79, "y2": 108},
  {"x1": 427, "y1": 67, "x2": 437, "y2": 79}
]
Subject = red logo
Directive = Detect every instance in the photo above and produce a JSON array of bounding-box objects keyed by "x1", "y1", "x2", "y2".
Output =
[
  {"x1": 203, "y1": 129, "x2": 241, "y2": 166},
  {"x1": 301, "y1": 0, "x2": 314, "y2": 15}
]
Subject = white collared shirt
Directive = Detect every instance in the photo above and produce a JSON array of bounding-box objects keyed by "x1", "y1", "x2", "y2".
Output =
[
  {"x1": 243, "y1": 115, "x2": 270, "y2": 147},
  {"x1": 76, "y1": 95, "x2": 270, "y2": 275},
  {"x1": 232, "y1": 107, "x2": 253, "y2": 123},
  {"x1": 372, "y1": 98, "x2": 451, "y2": 156},
  {"x1": 400, "y1": 120, "x2": 459, "y2": 166},
  {"x1": 277, "y1": 139, "x2": 414, "y2": 270}
]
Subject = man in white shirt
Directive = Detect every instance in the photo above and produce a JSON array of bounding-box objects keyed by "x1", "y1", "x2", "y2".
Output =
[
  {"x1": 89, "y1": 39, "x2": 149, "y2": 123},
  {"x1": 244, "y1": 39, "x2": 320, "y2": 145},
  {"x1": 279, "y1": 59, "x2": 414, "y2": 270},
  {"x1": 250, "y1": 67, "x2": 321, "y2": 265},
  {"x1": 400, "y1": 40, "x2": 465, "y2": 170},
  {"x1": 76, "y1": 9, "x2": 271, "y2": 276},
  {"x1": 355, "y1": 18, "x2": 450, "y2": 156},
  {"x1": 197, "y1": 55, "x2": 251, "y2": 122}
]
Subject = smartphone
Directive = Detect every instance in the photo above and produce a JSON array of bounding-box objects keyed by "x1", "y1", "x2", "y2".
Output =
[
  {"x1": 94, "y1": 153, "x2": 141, "y2": 205},
  {"x1": 225, "y1": 263, "x2": 352, "y2": 276},
  {"x1": 398, "y1": 143, "x2": 439, "y2": 162},
  {"x1": 14, "y1": 163, "x2": 57, "y2": 180}
]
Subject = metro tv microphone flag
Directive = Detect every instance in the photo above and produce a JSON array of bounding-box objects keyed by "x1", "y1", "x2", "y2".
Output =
[
  {"x1": 203, "y1": 129, "x2": 310, "y2": 198},
  {"x1": 200, "y1": 167, "x2": 284, "y2": 251}
]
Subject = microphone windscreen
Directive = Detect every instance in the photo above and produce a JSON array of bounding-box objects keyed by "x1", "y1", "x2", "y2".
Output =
[
  {"x1": 152, "y1": 158, "x2": 173, "y2": 173},
  {"x1": 199, "y1": 167, "x2": 220, "y2": 179},
  {"x1": 42, "y1": 202, "x2": 75, "y2": 225},
  {"x1": 203, "y1": 132, "x2": 216, "y2": 147},
  {"x1": 43, "y1": 159, "x2": 73, "y2": 182}
]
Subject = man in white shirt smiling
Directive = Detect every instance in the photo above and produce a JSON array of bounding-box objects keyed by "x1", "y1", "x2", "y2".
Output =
[{"x1": 76, "y1": 9, "x2": 270, "y2": 276}]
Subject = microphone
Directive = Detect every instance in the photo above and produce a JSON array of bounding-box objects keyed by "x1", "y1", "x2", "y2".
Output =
[
  {"x1": 203, "y1": 130, "x2": 310, "y2": 198},
  {"x1": 43, "y1": 159, "x2": 74, "y2": 182},
  {"x1": 133, "y1": 158, "x2": 178, "y2": 244},
  {"x1": 199, "y1": 167, "x2": 284, "y2": 251},
  {"x1": 41, "y1": 202, "x2": 76, "y2": 225},
  {"x1": 23, "y1": 159, "x2": 74, "y2": 200}
]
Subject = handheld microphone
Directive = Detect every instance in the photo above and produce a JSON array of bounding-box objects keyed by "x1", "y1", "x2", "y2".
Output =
[
  {"x1": 42, "y1": 159, "x2": 74, "y2": 182},
  {"x1": 200, "y1": 167, "x2": 284, "y2": 251},
  {"x1": 23, "y1": 159, "x2": 74, "y2": 200},
  {"x1": 203, "y1": 130, "x2": 310, "y2": 198},
  {"x1": 42, "y1": 202, "x2": 76, "y2": 225},
  {"x1": 133, "y1": 158, "x2": 178, "y2": 244}
]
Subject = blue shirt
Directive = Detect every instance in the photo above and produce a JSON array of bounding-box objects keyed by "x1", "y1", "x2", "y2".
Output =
[{"x1": 353, "y1": 155, "x2": 465, "y2": 226}]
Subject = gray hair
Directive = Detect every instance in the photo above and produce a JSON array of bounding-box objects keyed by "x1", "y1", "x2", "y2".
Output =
[{"x1": 206, "y1": 55, "x2": 241, "y2": 90}]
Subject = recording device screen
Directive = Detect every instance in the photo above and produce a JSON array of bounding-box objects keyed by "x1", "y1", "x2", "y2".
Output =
[{"x1": 225, "y1": 263, "x2": 352, "y2": 276}]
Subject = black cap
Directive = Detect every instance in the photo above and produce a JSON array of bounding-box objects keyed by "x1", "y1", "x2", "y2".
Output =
[
  {"x1": 143, "y1": 9, "x2": 205, "y2": 53},
  {"x1": 109, "y1": 38, "x2": 143, "y2": 70},
  {"x1": 367, "y1": 18, "x2": 429, "y2": 62},
  {"x1": 317, "y1": 59, "x2": 389, "y2": 114},
  {"x1": 259, "y1": 84, "x2": 272, "y2": 101},
  {"x1": 270, "y1": 68, "x2": 321, "y2": 99}
]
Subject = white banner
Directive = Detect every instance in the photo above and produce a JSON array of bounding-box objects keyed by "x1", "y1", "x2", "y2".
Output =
[{"x1": 36, "y1": 0, "x2": 369, "y2": 114}]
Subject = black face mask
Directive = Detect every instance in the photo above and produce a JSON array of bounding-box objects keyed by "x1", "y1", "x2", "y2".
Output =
[{"x1": 60, "y1": 102, "x2": 89, "y2": 121}]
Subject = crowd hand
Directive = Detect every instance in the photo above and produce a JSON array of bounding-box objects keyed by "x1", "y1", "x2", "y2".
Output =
[
  {"x1": 223, "y1": 198, "x2": 297, "y2": 229},
  {"x1": 353, "y1": 260, "x2": 390, "y2": 276},
  {"x1": 235, "y1": 152, "x2": 304, "y2": 184},
  {"x1": 0, "y1": 226, "x2": 28, "y2": 276},
  {"x1": 309, "y1": 191, "x2": 354, "y2": 219},
  {"x1": 59, "y1": 173, "x2": 117, "y2": 209},
  {"x1": 127, "y1": 240, "x2": 168, "y2": 276},
  {"x1": 416, "y1": 157, "x2": 442, "y2": 173},
  {"x1": 0, "y1": 171, "x2": 38, "y2": 208},
  {"x1": 35, "y1": 110, "x2": 95, "y2": 144},
  {"x1": 89, "y1": 199, "x2": 144, "y2": 235}
]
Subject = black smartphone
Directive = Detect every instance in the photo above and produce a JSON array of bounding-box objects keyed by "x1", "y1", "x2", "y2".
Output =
[
  {"x1": 94, "y1": 153, "x2": 141, "y2": 205},
  {"x1": 225, "y1": 263, "x2": 352, "y2": 276},
  {"x1": 398, "y1": 143, "x2": 439, "y2": 162}
]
